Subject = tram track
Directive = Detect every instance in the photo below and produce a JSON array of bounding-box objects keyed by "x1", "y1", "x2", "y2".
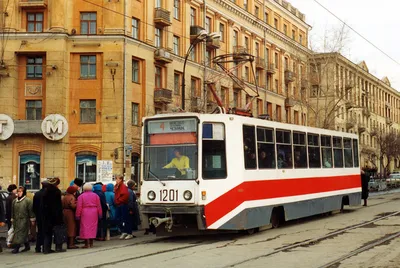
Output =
[{"x1": 226, "y1": 210, "x2": 400, "y2": 267}]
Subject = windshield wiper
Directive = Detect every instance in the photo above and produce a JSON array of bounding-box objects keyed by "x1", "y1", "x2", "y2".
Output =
[{"x1": 146, "y1": 162, "x2": 166, "y2": 186}]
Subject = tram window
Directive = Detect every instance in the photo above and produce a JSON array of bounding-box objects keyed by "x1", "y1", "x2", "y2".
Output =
[
  {"x1": 202, "y1": 123, "x2": 227, "y2": 179},
  {"x1": 257, "y1": 127, "x2": 275, "y2": 169},
  {"x1": 344, "y1": 138, "x2": 353, "y2": 168},
  {"x1": 308, "y1": 133, "x2": 321, "y2": 168},
  {"x1": 293, "y1": 132, "x2": 307, "y2": 168},
  {"x1": 243, "y1": 125, "x2": 257, "y2": 169},
  {"x1": 353, "y1": 139, "x2": 359, "y2": 167},
  {"x1": 333, "y1": 136, "x2": 344, "y2": 168},
  {"x1": 321, "y1": 135, "x2": 332, "y2": 168},
  {"x1": 276, "y1": 129, "x2": 292, "y2": 169}
]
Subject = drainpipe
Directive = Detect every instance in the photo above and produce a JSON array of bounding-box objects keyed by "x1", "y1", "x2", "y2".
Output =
[
  {"x1": 203, "y1": 0, "x2": 207, "y2": 113},
  {"x1": 123, "y1": 0, "x2": 127, "y2": 179}
]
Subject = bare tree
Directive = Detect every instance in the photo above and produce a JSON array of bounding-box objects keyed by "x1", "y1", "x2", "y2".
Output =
[{"x1": 371, "y1": 127, "x2": 400, "y2": 177}]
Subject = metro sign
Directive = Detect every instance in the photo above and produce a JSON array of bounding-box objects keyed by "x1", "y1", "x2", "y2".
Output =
[
  {"x1": 41, "y1": 114, "x2": 68, "y2": 141},
  {"x1": 0, "y1": 114, "x2": 14, "y2": 141}
]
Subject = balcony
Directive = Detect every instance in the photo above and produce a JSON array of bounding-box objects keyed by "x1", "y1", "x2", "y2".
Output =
[
  {"x1": 358, "y1": 123, "x2": 366, "y2": 133},
  {"x1": 346, "y1": 120, "x2": 356, "y2": 130},
  {"x1": 362, "y1": 107, "x2": 371, "y2": 117},
  {"x1": 191, "y1": 97, "x2": 202, "y2": 112},
  {"x1": 154, "y1": 48, "x2": 173, "y2": 64},
  {"x1": 255, "y1": 57, "x2": 266, "y2": 70},
  {"x1": 154, "y1": 8, "x2": 171, "y2": 27},
  {"x1": 284, "y1": 70, "x2": 295, "y2": 83},
  {"x1": 345, "y1": 81, "x2": 354, "y2": 90},
  {"x1": 19, "y1": 0, "x2": 47, "y2": 8},
  {"x1": 301, "y1": 79, "x2": 308, "y2": 89},
  {"x1": 190, "y1": 26, "x2": 205, "y2": 42},
  {"x1": 266, "y1": 63, "x2": 276, "y2": 74},
  {"x1": 206, "y1": 38, "x2": 220, "y2": 50},
  {"x1": 233, "y1": 46, "x2": 249, "y2": 61},
  {"x1": 386, "y1": 117, "x2": 393, "y2": 125},
  {"x1": 285, "y1": 97, "x2": 296, "y2": 108},
  {"x1": 154, "y1": 89, "x2": 173, "y2": 104}
]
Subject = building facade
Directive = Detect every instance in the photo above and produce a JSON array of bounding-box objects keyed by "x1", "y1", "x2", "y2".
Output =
[
  {"x1": 308, "y1": 53, "x2": 400, "y2": 173},
  {"x1": 0, "y1": 0, "x2": 310, "y2": 189}
]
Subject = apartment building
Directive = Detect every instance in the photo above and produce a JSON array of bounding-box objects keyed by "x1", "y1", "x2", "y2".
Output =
[
  {"x1": 308, "y1": 53, "x2": 400, "y2": 172},
  {"x1": 0, "y1": 0, "x2": 310, "y2": 189}
]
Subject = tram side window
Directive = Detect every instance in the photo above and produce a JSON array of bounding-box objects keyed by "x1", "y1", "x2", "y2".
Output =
[
  {"x1": 293, "y1": 132, "x2": 307, "y2": 168},
  {"x1": 276, "y1": 129, "x2": 292, "y2": 169},
  {"x1": 243, "y1": 125, "x2": 257, "y2": 169},
  {"x1": 344, "y1": 138, "x2": 353, "y2": 168},
  {"x1": 353, "y1": 139, "x2": 359, "y2": 167},
  {"x1": 333, "y1": 136, "x2": 344, "y2": 168},
  {"x1": 321, "y1": 135, "x2": 333, "y2": 168},
  {"x1": 308, "y1": 133, "x2": 321, "y2": 168},
  {"x1": 257, "y1": 127, "x2": 276, "y2": 169},
  {"x1": 202, "y1": 123, "x2": 227, "y2": 179}
]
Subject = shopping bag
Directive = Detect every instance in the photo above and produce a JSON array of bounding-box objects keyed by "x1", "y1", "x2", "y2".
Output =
[{"x1": 7, "y1": 225, "x2": 14, "y2": 248}]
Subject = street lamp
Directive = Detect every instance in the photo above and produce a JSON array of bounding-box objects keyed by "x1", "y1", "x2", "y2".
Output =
[{"x1": 181, "y1": 30, "x2": 221, "y2": 111}]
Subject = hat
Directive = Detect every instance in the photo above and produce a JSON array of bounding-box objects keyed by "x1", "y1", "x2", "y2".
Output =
[
  {"x1": 66, "y1": 185, "x2": 78, "y2": 194},
  {"x1": 47, "y1": 177, "x2": 60, "y2": 186},
  {"x1": 74, "y1": 178, "x2": 84, "y2": 187},
  {"x1": 41, "y1": 179, "x2": 49, "y2": 185}
]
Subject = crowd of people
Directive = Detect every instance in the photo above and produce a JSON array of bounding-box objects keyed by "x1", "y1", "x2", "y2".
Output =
[{"x1": 0, "y1": 174, "x2": 142, "y2": 254}]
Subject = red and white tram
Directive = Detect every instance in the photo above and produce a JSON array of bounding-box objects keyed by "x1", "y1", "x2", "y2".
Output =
[{"x1": 139, "y1": 113, "x2": 361, "y2": 234}]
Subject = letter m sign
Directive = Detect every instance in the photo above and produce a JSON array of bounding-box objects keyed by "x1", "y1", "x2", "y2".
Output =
[{"x1": 46, "y1": 120, "x2": 63, "y2": 134}]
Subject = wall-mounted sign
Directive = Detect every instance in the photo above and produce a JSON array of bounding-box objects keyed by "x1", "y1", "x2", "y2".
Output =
[
  {"x1": 41, "y1": 114, "x2": 69, "y2": 141},
  {"x1": 0, "y1": 114, "x2": 14, "y2": 141},
  {"x1": 97, "y1": 160, "x2": 113, "y2": 182}
]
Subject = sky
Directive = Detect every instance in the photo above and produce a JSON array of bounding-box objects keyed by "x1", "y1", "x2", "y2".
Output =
[{"x1": 288, "y1": 0, "x2": 400, "y2": 91}]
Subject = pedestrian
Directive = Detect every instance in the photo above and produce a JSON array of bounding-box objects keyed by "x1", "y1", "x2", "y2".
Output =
[
  {"x1": 71, "y1": 178, "x2": 83, "y2": 244},
  {"x1": 62, "y1": 185, "x2": 79, "y2": 249},
  {"x1": 76, "y1": 183, "x2": 102, "y2": 248},
  {"x1": 361, "y1": 169, "x2": 369, "y2": 206},
  {"x1": 127, "y1": 180, "x2": 140, "y2": 234},
  {"x1": 11, "y1": 186, "x2": 35, "y2": 254},
  {"x1": 93, "y1": 183, "x2": 107, "y2": 241},
  {"x1": 41, "y1": 177, "x2": 65, "y2": 254},
  {"x1": 6, "y1": 184, "x2": 17, "y2": 230},
  {"x1": 114, "y1": 175, "x2": 131, "y2": 240},
  {"x1": 104, "y1": 183, "x2": 117, "y2": 235},
  {"x1": 32, "y1": 179, "x2": 49, "y2": 253},
  {"x1": 0, "y1": 186, "x2": 5, "y2": 253}
]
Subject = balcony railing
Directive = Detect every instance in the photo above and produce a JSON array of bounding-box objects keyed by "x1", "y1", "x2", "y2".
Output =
[
  {"x1": 154, "y1": 88, "x2": 172, "y2": 104},
  {"x1": 154, "y1": 48, "x2": 173, "y2": 64},
  {"x1": 255, "y1": 57, "x2": 266, "y2": 69},
  {"x1": 358, "y1": 124, "x2": 366, "y2": 133},
  {"x1": 285, "y1": 97, "x2": 295, "y2": 108},
  {"x1": 19, "y1": 0, "x2": 47, "y2": 8},
  {"x1": 206, "y1": 38, "x2": 220, "y2": 50},
  {"x1": 386, "y1": 117, "x2": 393, "y2": 125},
  {"x1": 266, "y1": 63, "x2": 276, "y2": 74},
  {"x1": 345, "y1": 101, "x2": 354, "y2": 110},
  {"x1": 346, "y1": 119, "x2": 356, "y2": 130},
  {"x1": 154, "y1": 8, "x2": 171, "y2": 27},
  {"x1": 190, "y1": 25, "x2": 205, "y2": 41},
  {"x1": 301, "y1": 78, "x2": 308, "y2": 89},
  {"x1": 362, "y1": 107, "x2": 371, "y2": 117},
  {"x1": 284, "y1": 70, "x2": 295, "y2": 83}
]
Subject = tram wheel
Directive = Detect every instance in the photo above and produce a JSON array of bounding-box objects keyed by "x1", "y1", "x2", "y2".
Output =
[
  {"x1": 271, "y1": 207, "x2": 284, "y2": 228},
  {"x1": 246, "y1": 228, "x2": 259, "y2": 235}
]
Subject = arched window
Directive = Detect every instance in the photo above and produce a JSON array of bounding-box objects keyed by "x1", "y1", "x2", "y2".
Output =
[
  {"x1": 19, "y1": 152, "x2": 41, "y2": 190},
  {"x1": 75, "y1": 152, "x2": 97, "y2": 182}
]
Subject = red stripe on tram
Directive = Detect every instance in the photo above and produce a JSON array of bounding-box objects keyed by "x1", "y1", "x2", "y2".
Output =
[{"x1": 204, "y1": 174, "x2": 361, "y2": 227}]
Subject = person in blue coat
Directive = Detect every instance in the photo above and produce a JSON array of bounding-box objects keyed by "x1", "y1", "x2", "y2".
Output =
[{"x1": 93, "y1": 183, "x2": 108, "y2": 241}]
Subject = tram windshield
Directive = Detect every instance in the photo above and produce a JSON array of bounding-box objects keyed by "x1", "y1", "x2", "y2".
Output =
[{"x1": 143, "y1": 118, "x2": 198, "y2": 181}]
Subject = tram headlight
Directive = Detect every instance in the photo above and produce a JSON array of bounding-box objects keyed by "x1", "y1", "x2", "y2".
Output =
[
  {"x1": 183, "y1": 190, "x2": 192, "y2": 201},
  {"x1": 148, "y1": 191, "x2": 156, "y2": 201}
]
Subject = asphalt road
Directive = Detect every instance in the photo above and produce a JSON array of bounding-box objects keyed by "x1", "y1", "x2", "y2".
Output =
[{"x1": 2, "y1": 192, "x2": 400, "y2": 268}]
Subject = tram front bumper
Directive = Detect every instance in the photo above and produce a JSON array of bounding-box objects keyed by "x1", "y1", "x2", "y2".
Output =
[{"x1": 140, "y1": 205, "x2": 206, "y2": 230}]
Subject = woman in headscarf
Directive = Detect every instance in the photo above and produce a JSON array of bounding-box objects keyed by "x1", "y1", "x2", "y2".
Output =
[
  {"x1": 76, "y1": 183, "x2": 102, "y2": 248},
  {"x1": 11, "y1": 186, "x2": 35, "y2": 254},
  {"x1": 63, "y1": 185, "x2": 79, "y2": 249}
]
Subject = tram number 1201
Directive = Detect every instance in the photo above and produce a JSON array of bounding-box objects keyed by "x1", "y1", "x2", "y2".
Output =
[{"x1": 160, "y1": 189, "x2": 178, "y2": 201}]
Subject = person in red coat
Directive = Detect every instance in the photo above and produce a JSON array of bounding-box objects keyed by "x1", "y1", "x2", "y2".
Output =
[{"x1": 114, "y1": 175, "x2": 132, "y2": 239}]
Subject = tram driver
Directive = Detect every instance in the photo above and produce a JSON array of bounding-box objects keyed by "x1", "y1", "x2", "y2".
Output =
[{"x1": 163, "y1": 148, "x2": 190, "y2": 178}]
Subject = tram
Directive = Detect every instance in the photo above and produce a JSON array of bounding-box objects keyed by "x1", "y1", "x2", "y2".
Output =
[{"x1": 139, "y1": 112, "x2": 361, "y2": 235}]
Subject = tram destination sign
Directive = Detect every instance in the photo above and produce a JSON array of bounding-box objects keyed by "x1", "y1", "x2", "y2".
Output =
[{"x1": 148, "y1": 118, "x2": 197, "y2": 134}]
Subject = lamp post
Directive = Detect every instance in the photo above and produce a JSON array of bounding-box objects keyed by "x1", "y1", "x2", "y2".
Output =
[{"x1": 181, "y1": 30, "x2": 220, "y2": 111}]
